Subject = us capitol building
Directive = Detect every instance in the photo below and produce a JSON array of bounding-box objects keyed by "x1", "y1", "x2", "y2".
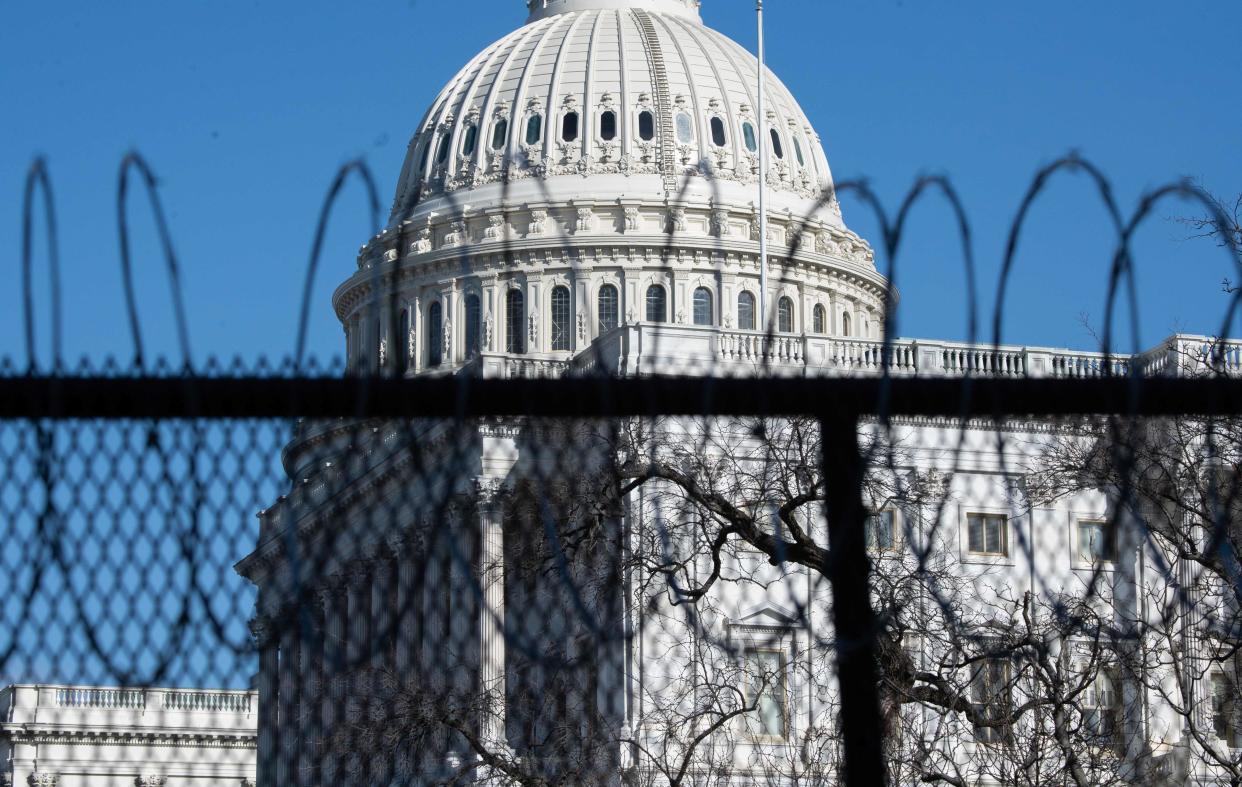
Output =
[{"x1": 6, "y1": 0, "x2": 1239, "y2": 784}]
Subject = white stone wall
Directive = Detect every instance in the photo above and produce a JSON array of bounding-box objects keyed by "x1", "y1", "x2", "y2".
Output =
[{"x1": 0, "y1": 685, "x2": 256, "y2": 787}]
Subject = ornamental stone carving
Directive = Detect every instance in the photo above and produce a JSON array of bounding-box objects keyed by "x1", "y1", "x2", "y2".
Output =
[
  {"x1": 528, "y1": 210, "x2": 548, "y2": 236},
  {"x1": 575, "y1": 207, "x2": 595, "y2": 233},
  {"x1": 482, "y1": 314, "x2": 494, "y2": 350},
  {"x1": 577, "y1": 312, "x2": 587, "y2": 342},
  {"x1": 383, "y1": 248, "x2": 398, "y2": 263},
  {"x1": 442, "y1": 320, "x2": 452, "y2": 356},
  {"x1": 528, "y1": 311, "x2": 539, "y2": 344},
  {"x1": 623, "y1": 207, "x2": 641, "y2": 232},
  {"x1": 444, "y1": 221, "x2": 467, "y2": 248},
  {"x1": 136, "y1": 777, "x2": 166, "y2": 787},
  {"x1": 473, "y1": 477, "x2": 505, "y2": 506},
  {"x1": 668, "y1": 208, "x2": 687, "y2": 233},
  {"x1": 485, "y1": 215, "x2": 507, "y2": 241},
  {"x1": 28, "y1": 775, "x2": 57, "y2": 787},
  {"x1": 711, "y1": 209, "x2": 729, "y2": 238},
  {"x1": 248, "y1": 616, "x2": 272, "y2": 649},
  {"x1": 413, "y1": 226, "x2": 432, "y2": 254}
]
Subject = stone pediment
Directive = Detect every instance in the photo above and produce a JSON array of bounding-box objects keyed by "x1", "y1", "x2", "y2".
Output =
[{"x1": 729, "y1": 602, "x2": 799, "y2": 629}]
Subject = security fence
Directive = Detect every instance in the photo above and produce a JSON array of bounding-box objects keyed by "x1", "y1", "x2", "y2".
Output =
[{"x1": 3, "y1": 155, "x2": 1242, "y2": 786}]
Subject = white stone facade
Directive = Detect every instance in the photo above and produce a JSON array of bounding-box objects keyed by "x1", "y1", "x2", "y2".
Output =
[
  {"x1": 0, "y1": 685, "x2": 256, "y2": 787},
  {"x1": 234, "y1": 1, "x2": 1242, "y2": 785}
]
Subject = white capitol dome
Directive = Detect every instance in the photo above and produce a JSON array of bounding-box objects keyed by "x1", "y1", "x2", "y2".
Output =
[
  {"x1": 391, "y1": 0, "x2": 838, "y2": 225},
  {"x1": 341, "y1": 0, "x2": 887, "y2": 376}
]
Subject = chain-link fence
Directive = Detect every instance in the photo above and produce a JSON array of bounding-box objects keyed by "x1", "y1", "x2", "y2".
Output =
[{"x1": 4, "y1": 155, "x2": 1242, "y2": 786}]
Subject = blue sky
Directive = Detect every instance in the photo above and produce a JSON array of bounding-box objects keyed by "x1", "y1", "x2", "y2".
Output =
[{"x1": 3, "y1": 0, "x2": 1241, "y2": 367}]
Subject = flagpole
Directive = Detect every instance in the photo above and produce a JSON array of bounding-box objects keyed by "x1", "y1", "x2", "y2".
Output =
[{"x1": 756, "y1": 0, "x2": 768, "y2": 330}]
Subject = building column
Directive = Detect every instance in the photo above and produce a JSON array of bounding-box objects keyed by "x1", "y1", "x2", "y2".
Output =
[
  {"x1": 445, "y1": 504, "x2": 476, "y2": 772},
  {"x1": 251, "y1": 614, "x2": 279, "y2": 787},
  {"x1": 476, "y1": 479, "x2": 508, "y2": 752},
  {"x1": 277, "y1": 606, "x2": 301, "y2": 786},
  {"x1": 345, "y1": 562, "x2": 374, "y2": 785},
  {"x1": 320, "y1": 580, "x2": 347, "y2": 785},
  {"x1": 371, "y1": 551, "x2": 397, "y2": 783},
  {"x1": 389, "y1": 528, "x2": 421, "y2": 678},
  {"x1": 298, "y1": 600, "x2": 324, "y2": 787}
]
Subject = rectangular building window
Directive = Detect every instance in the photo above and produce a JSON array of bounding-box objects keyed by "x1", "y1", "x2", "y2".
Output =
[
  {"x1": 966, "y1": 513, "x2": 1008, "y2": 556},
  {"x1": 970, "y1": 657, "x2": 1012, "y2": 744},
  {"x1": 866, "y1": 509, "x2": 897, "y2": 552},
  {"x1": 1077, "y1": 520, "x2": 1118, "y2": 564},
  {"x1": 1213, "y1": 672, "x2": 1238, "y2": 744},
  {"x1": 1083, "y1": 665, "x2": 1122, "y2": 747},
  {"x1": 745, "y1": 649, "x2": 787, "y2": 740}
]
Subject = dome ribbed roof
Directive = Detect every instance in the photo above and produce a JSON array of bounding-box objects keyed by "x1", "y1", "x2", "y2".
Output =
[{"x1": 390, "y1": 5, "x2": 840, "y2": 229}]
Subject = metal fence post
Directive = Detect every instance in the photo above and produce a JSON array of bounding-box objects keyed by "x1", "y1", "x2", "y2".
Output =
[{"x1": 820, "y1": 412, "x2": 887, "y2": 786}]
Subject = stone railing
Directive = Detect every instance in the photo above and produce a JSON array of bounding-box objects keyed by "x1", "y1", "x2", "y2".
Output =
[
  {"x1": 54, "y1": 687, "x2": 145, "y2": 709},
  {"x1": 464, "y1": 352, "x2": 572, "y2": 379},
  {"x1": 1, "y1": 685, "x2": 257, "y2": 727},
  {"x1": 572, "y1": 325, "x2": 1242, "y2": 379},
  {"x1": 163, "y1": 690, "x2": 253, "y2": 714}
]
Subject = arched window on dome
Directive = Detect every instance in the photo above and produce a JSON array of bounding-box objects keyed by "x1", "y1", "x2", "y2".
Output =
[
  {"x1": 793, "y1": 135, "x2": 806, "y2": 167},
  {"x1": 461, "y1": 124, "x2": 478, "y2": 157},
  {"x1": 777, "y1": 296, "x2": 794, "y2": 333},
  {"x1": 769, "y1": 128, "x2": 785, "y2": 160},
  {"x1": 525, "y1": 115, "x2": 542, "y2": 146},
  {"x1": 841, "y1": 311, "x2": 852, "y2": 338},
  {"x1": 645, "y1": 285, "x2": 667, "y2": 323},
  {"x1": 638, "y1": 111, "x2": 655, "y2": 141},
  {"x1": 397, "y1": 308, "x2": 410, "y2": 373},
  {"x1": 737, "y1": 291, "x2": 756, "y2": 330},
  {"x1": 418, "y1": 136, "x2": 433, "y2": 178},
  {"x1": 506, "y1": 289, "x2": 525, "y2": 354},
  {"x1": 491, "y1": 117, "x2": 508, "y2": 151},
  {"x1": 464, "y1": 293, "x2": 481, "y2": 358},
  {"x1": 599, "y1": 110, "x2": 617, "y2": 141},
  {"x1": 675, "y1": 112, "x2": 694, "y2": 144},
  {"x1": 742, "y1": 121, "x2": 758, "y2": 153},
  {"x1": 597, "y1": 284, "x2": 619, "y2": 334},
  {"x1": 812, "y1": 304, "x2": 826, "y2": 335},
  {"x1": 562, "y1": 111, "x2": 580, "y2": 143},
  {"x1": 550, "y1": 286, "x2": 571, "y2": 351},
  {"x1": 709, "y1": 117, "x2": 727, "y2": 147},
  {"x1": 693, "y1": 287, "x2": 714, "y2": 326},
  {"x1": 428, "y1": 301, "x2": 443, "y2": 367},
  {"x1": 436, "y1": 134, "x2": 451, "y2": 166}
]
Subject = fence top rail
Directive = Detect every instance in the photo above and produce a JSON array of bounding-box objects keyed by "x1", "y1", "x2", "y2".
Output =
[{"x1": 1, "y1": 375, "x2": 1241, "y2": 420}]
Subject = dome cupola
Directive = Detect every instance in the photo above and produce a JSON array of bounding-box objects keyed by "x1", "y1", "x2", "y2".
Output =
[{"x1": 527, "y1": 0, "x2": 702, "y2": 23}]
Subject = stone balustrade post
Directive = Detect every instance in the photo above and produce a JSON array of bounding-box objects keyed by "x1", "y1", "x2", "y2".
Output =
[{"x1": 911, "y1": 341, "x2": 944, "y2": 376}]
